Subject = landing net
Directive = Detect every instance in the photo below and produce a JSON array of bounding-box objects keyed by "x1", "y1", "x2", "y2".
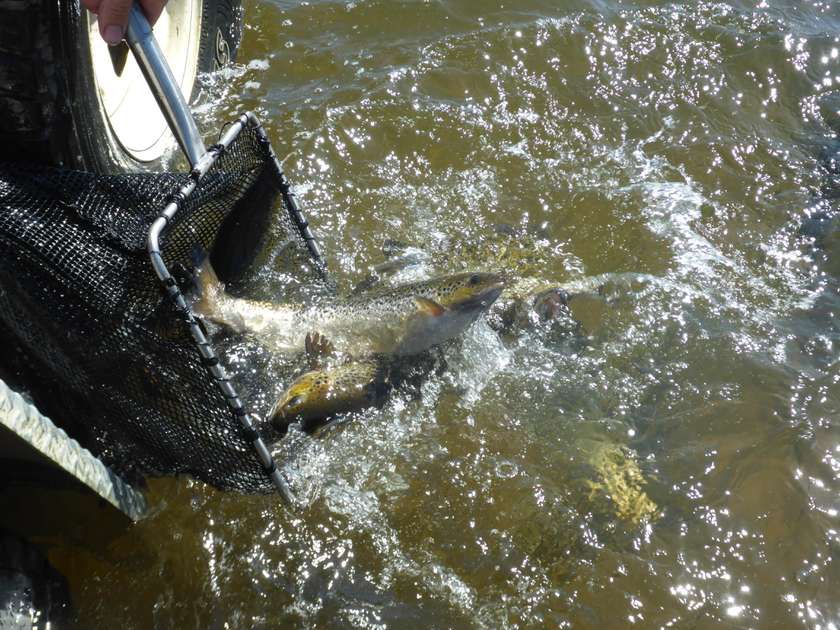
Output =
[{"x1": 0, "y1": 114, "x2": 322, "y2": 494}]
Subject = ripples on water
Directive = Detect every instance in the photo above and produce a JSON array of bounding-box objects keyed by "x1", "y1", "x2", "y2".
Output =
[{"x1": 67, "y1": 0, "x2": 840, "y2": 626}]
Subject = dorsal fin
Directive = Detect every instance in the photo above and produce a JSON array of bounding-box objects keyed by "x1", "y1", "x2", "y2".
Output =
[{"x1": 414, "y1": 296, "x2": 445, "y2": 316}]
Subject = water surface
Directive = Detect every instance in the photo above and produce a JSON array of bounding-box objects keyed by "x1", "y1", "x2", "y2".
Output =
[{"x1": 44, "y1": 0, "x2": 840, "y2": 626}]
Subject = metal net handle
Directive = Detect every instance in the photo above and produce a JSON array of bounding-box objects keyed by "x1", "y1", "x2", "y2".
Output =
[{"x1": 147, "y1": 112, "x2": 307, "y2": 504}]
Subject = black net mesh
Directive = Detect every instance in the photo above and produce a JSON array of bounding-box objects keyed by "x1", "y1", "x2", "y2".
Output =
[{"x1": 0, "y1": 122, "x2": 320, "y2": 492}]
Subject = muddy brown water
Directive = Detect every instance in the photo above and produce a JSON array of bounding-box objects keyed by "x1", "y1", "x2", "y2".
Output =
[{"x1": 6, "y1": 0, "x2": 840, "y2": 627}]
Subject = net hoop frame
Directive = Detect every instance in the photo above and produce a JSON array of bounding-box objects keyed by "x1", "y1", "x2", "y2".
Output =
[{"x1": 147, "y1": 111, "x2": 320, "y2": 504}]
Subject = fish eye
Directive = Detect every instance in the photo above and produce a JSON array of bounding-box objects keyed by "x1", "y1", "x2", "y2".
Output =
[
  {"x1": 469, "y1": 274, "x2": 481, "y2": 285},
  {"x1": 286, "y1": 395, "x2": 304, "y2": 409}
]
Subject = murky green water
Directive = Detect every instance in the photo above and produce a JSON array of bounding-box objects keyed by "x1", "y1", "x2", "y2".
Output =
[{"x1": 18, "y1": 0, "x2": 840, "y2": 626}]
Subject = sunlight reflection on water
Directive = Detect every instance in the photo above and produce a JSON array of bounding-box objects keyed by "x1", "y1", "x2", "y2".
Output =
[{"x1": 50, "y1": 0, "x2": 840, "y2": 627}]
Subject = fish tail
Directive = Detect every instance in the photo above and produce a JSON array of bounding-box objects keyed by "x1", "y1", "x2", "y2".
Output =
[{"x1": 192, "y1": 257, "x2": 223, "y2": 318}]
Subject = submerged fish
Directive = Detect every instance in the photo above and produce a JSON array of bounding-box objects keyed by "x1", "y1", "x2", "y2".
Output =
[
  {"x1": 271, "y1": 282, "x2": 589, "y2": 432},
  {"x1": 268, "y1": 334, "x2": 442, "y2": 435},
  {"x1": 271, "y1": 353, "x2": 388, "y2": 433},
  {"x1": 193, "y1": 262, "x2": 505, "y2": 357}
]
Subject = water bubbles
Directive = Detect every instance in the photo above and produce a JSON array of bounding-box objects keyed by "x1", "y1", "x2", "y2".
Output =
[
  {"x1": 247, "y1": 58, "x2": 270, "y2": 71},
  {"x1": 726, "y1": 604, "x2": 743, "y2": 617},
  {"x1": 495, "y1": 460, "x2": 518, "y2": 478}
]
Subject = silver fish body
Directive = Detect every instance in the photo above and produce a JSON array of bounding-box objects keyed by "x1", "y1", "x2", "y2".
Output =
[{"x1": 194, "y1": 265, "x2": 504, "y2": 357}]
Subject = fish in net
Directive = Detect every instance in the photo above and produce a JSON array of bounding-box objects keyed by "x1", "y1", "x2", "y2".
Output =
[{"x1": 0, "y1": 119, "x2": 323, "y2": 493}]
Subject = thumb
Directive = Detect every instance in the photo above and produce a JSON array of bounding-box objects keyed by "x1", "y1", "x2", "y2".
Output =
[
  {"x1": 80, "y1": 0, "x2": 103, "y2": 13},
  {"x1": 139, "y1": 0, "x2": 167, "y2": 26},
  {"x1": 97, "y1": 0, "x2": 132, "y2": 46}
]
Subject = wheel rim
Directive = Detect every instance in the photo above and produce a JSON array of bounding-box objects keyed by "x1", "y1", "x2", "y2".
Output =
[{"x1": 86, "y1": 0, "x2": 202, "y2": 164}]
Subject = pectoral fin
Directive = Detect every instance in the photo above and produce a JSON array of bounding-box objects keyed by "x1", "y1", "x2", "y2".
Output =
[{"x1": 414, "y1": 296, "x2": 445, "y2": 317}]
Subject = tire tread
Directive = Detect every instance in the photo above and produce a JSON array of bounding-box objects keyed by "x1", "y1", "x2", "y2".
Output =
[{"x1": 0, "y1": 0, "x2": 63, "y2": 162}]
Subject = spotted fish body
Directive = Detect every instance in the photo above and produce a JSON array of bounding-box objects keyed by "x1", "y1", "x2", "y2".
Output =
[
  {"x1": 194, "y1": 263, "x2": 505, "y2": 357},
  {"x1": 270, "y1": 358, "x2": 388, "y2": 434},
  {"x1": 269, "y1": 349, "x2": 447, "y2": 433}
]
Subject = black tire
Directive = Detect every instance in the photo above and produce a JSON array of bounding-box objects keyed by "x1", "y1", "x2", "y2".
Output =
[{"x1": 0, "y1": 0, "x2": 242, "y2": 171}]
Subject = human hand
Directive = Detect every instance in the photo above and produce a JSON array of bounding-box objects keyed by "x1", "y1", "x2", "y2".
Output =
[{"x1": 80, "y1": 0, "x2": 168, "y2": 46}]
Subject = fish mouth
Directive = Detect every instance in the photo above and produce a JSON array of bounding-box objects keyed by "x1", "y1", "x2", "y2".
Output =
[{"x1": 453, "y1": 281, "x2": 505, "y2": 312}]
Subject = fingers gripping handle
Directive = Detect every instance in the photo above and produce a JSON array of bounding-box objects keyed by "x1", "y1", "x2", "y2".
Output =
[{"x1": 125, "y1": 3, "x2": 207, "y2": 167}]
